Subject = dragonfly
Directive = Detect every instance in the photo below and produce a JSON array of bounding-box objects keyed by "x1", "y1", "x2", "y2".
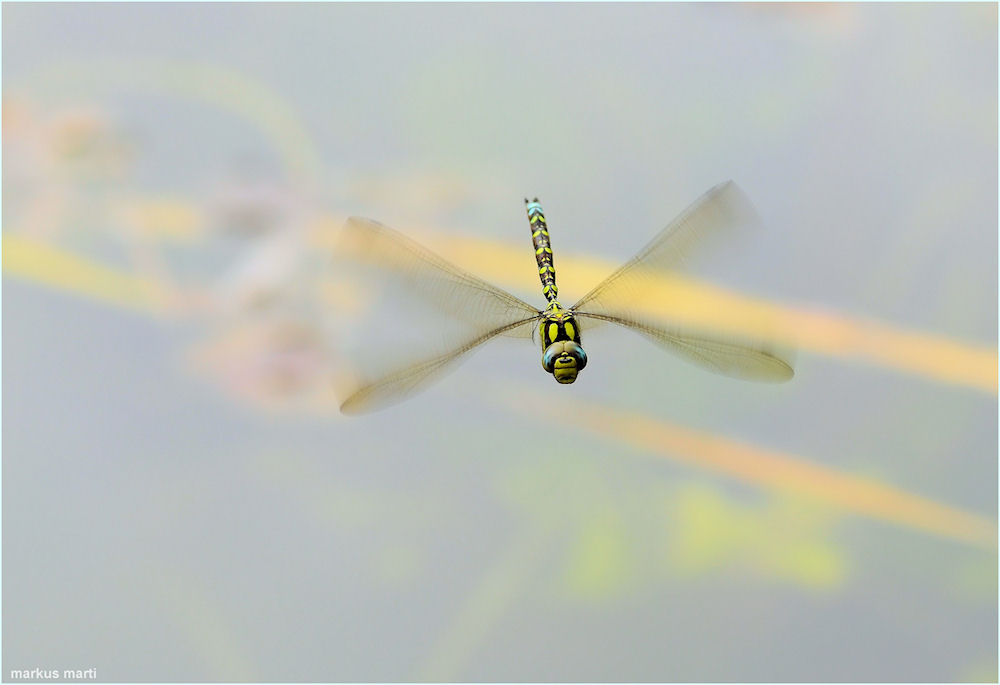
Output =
[{"x1": 334, "y1": 181, "x2": 793, "y2": 414}]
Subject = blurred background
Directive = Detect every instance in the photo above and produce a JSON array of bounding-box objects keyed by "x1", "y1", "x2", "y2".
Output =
[{"x1": 2, "y1": 3, "x2": 996, "y2": 682}]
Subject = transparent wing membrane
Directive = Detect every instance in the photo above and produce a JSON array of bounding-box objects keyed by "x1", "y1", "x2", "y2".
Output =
[
  {"x1": 333, "y1": 218, "x2": 541, "y2": 414},
  {"x1": 576, "y1": 313, "x2": 794, "y2": 382},
  {"x1": 573, "y1": 181, "x2": 757, "y2": 312},
  {"x1": 339, "y1": 218, "x2": 540, "y2": 334},
  {"x1": 339, "y1": 317, "x2": 536, "y2": 415},
  {"x1": 572, "y1": 181, "x2": 795, "y2": 382}
]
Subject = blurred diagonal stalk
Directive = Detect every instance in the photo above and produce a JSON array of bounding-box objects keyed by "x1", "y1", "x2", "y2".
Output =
[
  {"x1": 3, "y1": 234, "x2": 165, "y2": 312},
  {"x1": 425, "y1": 232, "x2": 997, "y2": 395},
  {"x1": 502, "y1": 390, "x2": 997, "y2": 550},
  {"x1": 6, "y1": 221, "x2": 997, "y2": 396}
]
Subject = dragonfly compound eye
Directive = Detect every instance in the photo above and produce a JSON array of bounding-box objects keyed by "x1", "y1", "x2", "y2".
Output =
[
  {"x1": 542, "y1": 343, "x2": 563, "y2": 372},
  {"x1": 564, "y1": 341, "x2": 588, "y2": 370}
]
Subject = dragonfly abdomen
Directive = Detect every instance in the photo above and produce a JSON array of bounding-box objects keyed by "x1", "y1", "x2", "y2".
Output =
[{"x1": 525, "y1": 198, "x2": 558, "y2": 302}]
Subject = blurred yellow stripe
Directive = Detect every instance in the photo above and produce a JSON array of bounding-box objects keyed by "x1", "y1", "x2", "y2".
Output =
[
  {"x1": 2, "y1": 234, "x2": 161, "y2": 311},
  {"x1": 507, "y1": 392, "x2": 997, "y2": 550},
  {"x1": 6, "y1": 219, "x2": 997, "y2": 396},
  {"x1": 427, "y1": 232, "x2": 997, "y2": 394}
]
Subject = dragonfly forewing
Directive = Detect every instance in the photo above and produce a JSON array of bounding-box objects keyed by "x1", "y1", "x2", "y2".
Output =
[
  {"x1": 570, "y1": 181, "x2": 794, "y2": 381},
  {"x1": 333, "y1": 217, "x2": 542, "y2": 413},
  {"x1": 572, "y1": 181, "x2": 762, "y2": 314},
  {"x1": 339, "y1": 218, "x2": 539, "y2": 337}
]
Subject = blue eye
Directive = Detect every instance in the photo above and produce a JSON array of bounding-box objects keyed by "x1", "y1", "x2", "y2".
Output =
[
  {"x1": 542, "y1": 345, "x2": 560, "y2": 372},
  {"x1": 565, "y1": 341, "x2": 588, "y2": 370}
]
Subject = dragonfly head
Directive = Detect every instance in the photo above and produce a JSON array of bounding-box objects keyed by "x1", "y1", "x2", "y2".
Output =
[{"x1": 542, "y1": 341, "x2": 588, "y2": 384}]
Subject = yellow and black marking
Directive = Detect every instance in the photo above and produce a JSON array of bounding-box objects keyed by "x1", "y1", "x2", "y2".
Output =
[
  {"x1": 525, "y1": 197, "x2": 588, "y2": 384},
  {"x1": 525, "y1": 198, "x2": 558, "y2": 302},
  {"x1": 538, "y1": 302, "x2": 581, "y2": 348}
]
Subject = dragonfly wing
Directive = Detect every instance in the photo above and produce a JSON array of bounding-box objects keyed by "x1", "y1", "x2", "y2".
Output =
[
  {"x1": 333, "y1": 218, "x2": 541, "y2": 413},
  {"x1": 571, "y1": 181, "x2": 761, "y2": 314},
  {"x1": 575, "y1": 313, "x2": 793, "y2": 382},
  {"x1": 339, "y1": 217, "x2": 539, "y2": 338},
  {"x1": 338, "y1": 317, "x2": 538, "y2": 414},
  {"x1": 569, "y1": 181, "x2": 794, "y2": 381}
]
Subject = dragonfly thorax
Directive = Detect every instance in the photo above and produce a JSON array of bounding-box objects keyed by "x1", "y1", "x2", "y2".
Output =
[{"x1": 539, "y1": 303, "x2": 587, "y2": 384}]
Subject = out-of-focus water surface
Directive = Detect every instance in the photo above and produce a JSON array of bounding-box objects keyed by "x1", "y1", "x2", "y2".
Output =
[{"x1": 3, "y1": 3, "x2": 996, "y2": 682}]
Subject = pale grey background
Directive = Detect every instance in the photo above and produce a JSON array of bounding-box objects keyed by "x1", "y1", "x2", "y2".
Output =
[{"x1": 3, "y1": 3, "x2": 996, "y2": 682}]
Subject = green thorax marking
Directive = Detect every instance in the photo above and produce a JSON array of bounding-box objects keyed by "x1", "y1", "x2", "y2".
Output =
[{"x1": 538, "y1": 301, "x2": 581, "y2": 350}]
